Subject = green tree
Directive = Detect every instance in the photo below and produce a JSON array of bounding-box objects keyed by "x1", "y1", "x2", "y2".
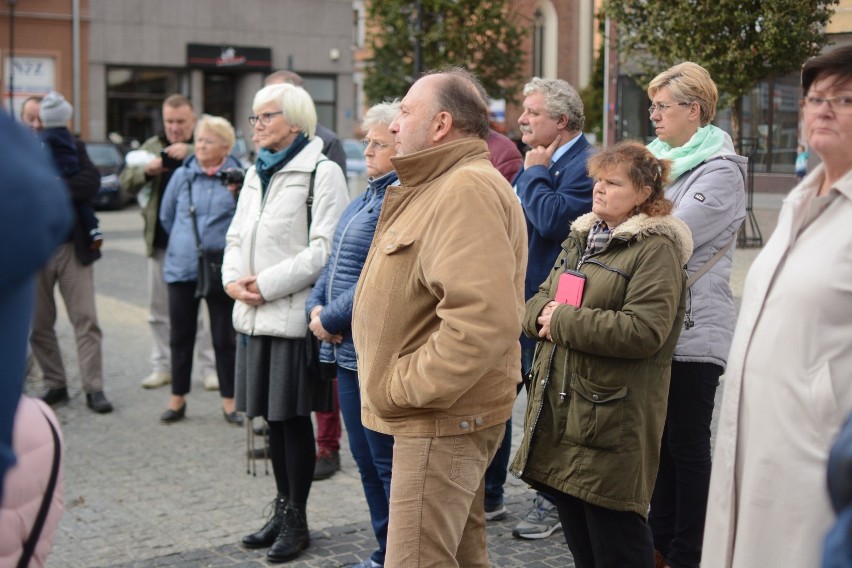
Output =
[
  {"x1": 604, "y1": 0, "x2": 838, "y2": 148},
  {"x1": 364, "y1": 0, "x2": 526, "y2": 105}
]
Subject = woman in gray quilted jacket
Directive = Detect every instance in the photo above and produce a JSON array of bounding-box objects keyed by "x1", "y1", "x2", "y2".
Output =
[{"x1": 645, "y1": 62, "x2": 746, "y2": 568}]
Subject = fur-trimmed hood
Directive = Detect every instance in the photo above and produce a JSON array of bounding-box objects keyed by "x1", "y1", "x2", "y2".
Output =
[{"x1": 570, "y1": 211, "x2": 693, "y2": 265}]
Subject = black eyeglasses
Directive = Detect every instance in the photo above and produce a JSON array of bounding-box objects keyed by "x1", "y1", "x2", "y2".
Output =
[
  {"x1": 248, "y1": 111, "x2": 284, "y2": 127},
  {"x1": 648, "y1": 102, "x2": 691, "y2": 116}
]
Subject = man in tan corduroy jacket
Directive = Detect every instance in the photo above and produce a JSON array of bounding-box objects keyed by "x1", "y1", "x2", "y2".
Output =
[{"x1": 352, "y1": 68, "x2": 527, "y2": 567}]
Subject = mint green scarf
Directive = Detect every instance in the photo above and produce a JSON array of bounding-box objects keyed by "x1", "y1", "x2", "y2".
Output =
[{"x1": 647, "y1": 124, "x2": 727, "y2": 181}]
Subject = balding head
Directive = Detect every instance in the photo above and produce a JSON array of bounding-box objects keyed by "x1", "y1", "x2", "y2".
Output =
[
  {"x1": 265, "y1": 70, "x2": 305, "y2": 87},
  {"x1": 389, "y1": 69, "x2": 489, "y2": 156}
]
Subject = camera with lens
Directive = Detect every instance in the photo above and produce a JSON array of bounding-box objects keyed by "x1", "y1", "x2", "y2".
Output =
[{"x1": 219, "y1": 168, "x2": 245, "y2": 186}]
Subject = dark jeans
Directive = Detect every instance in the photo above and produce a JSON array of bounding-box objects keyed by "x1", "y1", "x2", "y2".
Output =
[
  {"x1": 649, "y1": 360, "x2": 721, "y2": 568},
  {"x1": 551, "y1": 489, "x2": 654, "y2": 568},
  {"x1": 337, "y1": 365, "x2": 394, "y2": 566},
  {"x1": 167, "y1": 281, "x2": 236, "y2": 398}
]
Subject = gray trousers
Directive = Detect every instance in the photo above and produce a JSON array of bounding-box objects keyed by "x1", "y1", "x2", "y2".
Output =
[{"x1": 30, "y1": 242, "x2": 104, "y2": 392}]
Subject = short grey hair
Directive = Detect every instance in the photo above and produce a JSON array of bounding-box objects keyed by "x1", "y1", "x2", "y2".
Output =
[
  {"x1": 195, "y1": 114, "x2": 236, "y2": 151},
  {"x1": 523, "y1": 77, "x2": 585, "y2": 132},
  {"x1": 252, "y1": 83, "x2": 317, "y2": 139},
  {"x1": 361, "y1": 100, "x2": 400, "y2": 132}
]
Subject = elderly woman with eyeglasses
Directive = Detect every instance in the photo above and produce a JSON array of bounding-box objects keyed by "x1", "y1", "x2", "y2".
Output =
[
  {"x1": 223, "y1": 83, "x2": 348, "y2": 564},
  {"x1": 643, "y1": 62, "x2": 746, "y2": 568},
  {"x1": 304, "y1": 100, "x2": 399, "y2": 568},
  {"x1": 702, "y1": 45, "x2": 852, "y2": 568}
]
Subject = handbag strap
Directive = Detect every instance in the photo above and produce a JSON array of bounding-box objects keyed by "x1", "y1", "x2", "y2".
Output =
[
  {"x1": 686, "y1": 233, "x2": 735, "y2": 288},
  {"x1": 185, "y1": 178, "x2": 203, "y2": 253},
  {"x1": 17, "y1": 403, "x2": 62, "y2": 568},
  {"x1": 305, "y1": 159, "x2": 328, "y2": 230}
]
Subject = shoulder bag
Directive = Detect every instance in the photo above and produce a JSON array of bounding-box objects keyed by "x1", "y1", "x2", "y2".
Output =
[{"x1": 187, "y1": 178, "x2": 227, "y2": 300}]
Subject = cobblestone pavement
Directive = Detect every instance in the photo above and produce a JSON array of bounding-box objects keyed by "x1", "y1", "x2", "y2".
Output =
[{"x1": 28, "y1": 194, "x2": 782, "y2": 567}]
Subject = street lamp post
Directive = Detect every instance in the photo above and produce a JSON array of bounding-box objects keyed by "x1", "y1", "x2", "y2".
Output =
[{"x1": 7, "y1": 0, "x2": 17, "y2": 118}]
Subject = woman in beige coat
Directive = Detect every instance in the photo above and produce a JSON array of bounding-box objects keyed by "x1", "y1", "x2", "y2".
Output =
[{"x1": 702, "y1": 45, "x2": 852, "y2": 568}]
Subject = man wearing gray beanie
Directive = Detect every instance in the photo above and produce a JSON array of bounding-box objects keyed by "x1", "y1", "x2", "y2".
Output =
[{"x1": 22, "y1": 93, "x2": 112, "y2": 414}]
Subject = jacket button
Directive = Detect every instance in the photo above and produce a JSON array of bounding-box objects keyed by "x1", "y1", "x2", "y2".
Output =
[
  {"x1": 385, "y1": 244, "x2": 393, "y2": 251},
  {"x1": 592, "y1": 394, "x2": 599, "y2": 401},
  {"x1": 540, "y1": 379, "x2": 546, "y2": 385},
  {"x1": 474, "y1": 417, "x2": 483, "y2": 426},
  {"x1": 460, "y1": 421, "x2": 470, "y2": 429}
]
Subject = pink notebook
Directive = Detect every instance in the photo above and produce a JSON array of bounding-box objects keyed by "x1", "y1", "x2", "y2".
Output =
[{"x1": 554, "y1": 270, "x2": 586, "y2": 307}]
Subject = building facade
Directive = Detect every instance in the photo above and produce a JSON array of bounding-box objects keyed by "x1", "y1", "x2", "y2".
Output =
[{"x1": 2, "y1": 0, "x2": 356, "y2": 145}]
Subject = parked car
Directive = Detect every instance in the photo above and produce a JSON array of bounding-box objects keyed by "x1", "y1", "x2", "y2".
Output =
[
  {"x1": 85, "y1": 141, "x2": 131, "y2": 210},
  {"x1": 342, "y1": 138, "x2": 367, "y2": 180}
]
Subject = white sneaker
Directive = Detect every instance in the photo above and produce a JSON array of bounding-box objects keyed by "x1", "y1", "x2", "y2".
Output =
[
  {"x1": 141, "y1": 370, "x2": 171, "y2": 389},
  {"x1": 203, "y1": 372, "x2": 220, "y2": 391}
]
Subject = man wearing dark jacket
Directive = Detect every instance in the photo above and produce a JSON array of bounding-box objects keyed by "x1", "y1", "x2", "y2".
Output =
[
  {"x1": 504, "y1": 77, "x2": 594, "y2": 538},
  {"x1": 21, "y1": 95, "x2": 113, "y2": 413}
]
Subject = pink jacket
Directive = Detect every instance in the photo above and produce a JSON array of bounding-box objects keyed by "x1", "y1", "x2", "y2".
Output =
[{"x1": 0, "y1": 397, "x2": 64, "y2": 568}]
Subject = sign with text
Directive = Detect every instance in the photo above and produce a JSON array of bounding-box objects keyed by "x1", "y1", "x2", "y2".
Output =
[
  {"x1": 186, "y1": 44, "x2": 272, "y2": 72},
  {"x1": 2, "y1": 54, "x2": 56, "y2": 117}
]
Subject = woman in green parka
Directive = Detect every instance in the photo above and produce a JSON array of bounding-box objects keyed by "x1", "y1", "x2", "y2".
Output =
[{"x1": 510, "y1": 141, "x2": 693, "y2": 568}]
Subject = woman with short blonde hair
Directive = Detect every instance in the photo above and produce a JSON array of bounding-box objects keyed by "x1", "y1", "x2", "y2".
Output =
[{"x1": 645, "y1": 61, "x2": 746, "y2": 568}]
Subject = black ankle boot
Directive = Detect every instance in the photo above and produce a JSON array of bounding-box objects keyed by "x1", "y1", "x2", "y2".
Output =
[
  {"x1": 242, "y1": 495, "x2": 287, "y2": 549},
  {"x1": 267, "y1": 503, "x2": 309, "y2": 563}
]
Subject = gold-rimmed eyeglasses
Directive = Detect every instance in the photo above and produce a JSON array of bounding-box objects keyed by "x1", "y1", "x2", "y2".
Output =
[
  {"x1": 800, "y1": 95, "x2": 852, "y2": 115},
  {"x1": 360, "y1": 138, "x2": 392, "y2": 151},
  {"x1": 648, "y1": 102, "x2": 691, "y2": 117},
  {"x1": 248, "y1": 111, "x2": 284, "y2": 127}
]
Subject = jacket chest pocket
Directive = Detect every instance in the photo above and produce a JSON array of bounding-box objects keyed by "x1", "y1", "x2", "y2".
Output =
[
  {"x1": 565, "y1": 373, "x2": 627, "y2": 450},
  {"x1": 374, "y1": 235, "x2": 418, "y2": 291}
]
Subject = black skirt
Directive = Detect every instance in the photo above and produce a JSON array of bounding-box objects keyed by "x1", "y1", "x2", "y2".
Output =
[{"x1": 235, "y1": 333, "x2": 334, "y2": 421}]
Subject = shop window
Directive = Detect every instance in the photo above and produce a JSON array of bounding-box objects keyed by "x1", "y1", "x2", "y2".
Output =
[
  {"x1": 303, "y1": 75, "x2": 337, "y2": 132},
  {"x1": 106, "y1": 67, "x2": 184, "y2": 144}
]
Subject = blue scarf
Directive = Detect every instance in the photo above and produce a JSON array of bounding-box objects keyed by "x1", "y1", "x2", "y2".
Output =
[{"x1": 255, "y1": 133, "x2": 309, "y2": 194}]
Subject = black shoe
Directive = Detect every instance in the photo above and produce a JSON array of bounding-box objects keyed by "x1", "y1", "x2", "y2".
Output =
[
  {"x1": 160, "y1": 403, "x2": 186, "y2": 423},
  {"x1": 223, "y1": 409, "x2": 244, "y2": 426},
  {"x1": 313, "y1": 451, "x2": 340, "y2": 480},
  {"x1": 267, "y1": 503, "x2": 309, "y2": 563},
  {"x1": 242, "y1": 495, "x2": 288, "y2": 549},
  {"x1": 85, "y1": 391, "x2": 113, "y2": 413},
  {"x1": 41, "y1": 387, "x2": 69, "y2": 406},
  {"x1": 253, "y1": 421, "x2": 268, "y2": 436}
]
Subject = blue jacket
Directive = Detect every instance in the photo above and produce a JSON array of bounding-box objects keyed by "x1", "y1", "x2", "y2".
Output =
[
  {"x1": 305, "y1": 170, "x2": 396, "y2": 370},
  {"x1": 514, "y1": 135, "x2": 593, "y2": 351},
  {"x1": 514, "y1": 135, "x2": 594, "y2": 303},
  {"x1": 825, "y1": 412, "x2": 852, "y2": 568},
  {"x1": 159, "y1": 155, "x2": 240, "y2": 284},
  {"x1": 0, "y1": 112, "x2": 73, "y2": 503}
]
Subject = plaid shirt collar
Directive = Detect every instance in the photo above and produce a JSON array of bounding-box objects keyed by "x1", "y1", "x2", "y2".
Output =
[{"x1": 579, "y1": 219, "x2": 612, "y2": 267}]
